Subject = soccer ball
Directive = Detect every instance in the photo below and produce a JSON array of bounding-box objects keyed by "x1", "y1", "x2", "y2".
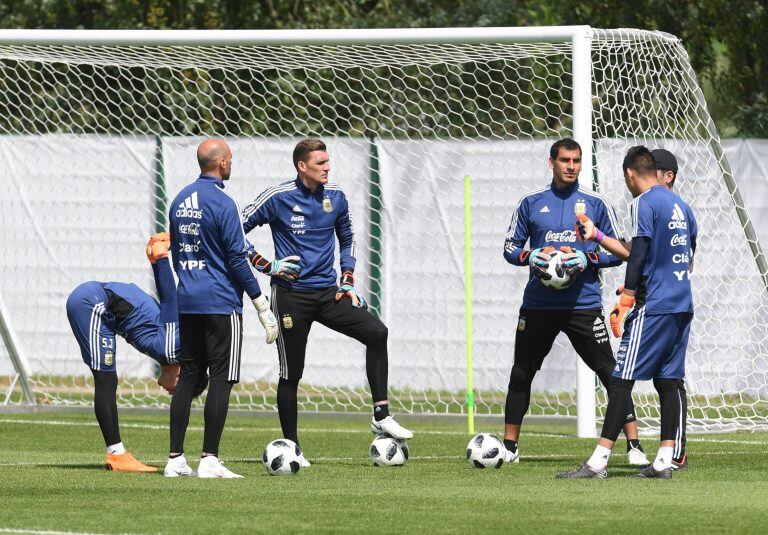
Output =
[
  {"x1": 370, "y1": 436, "x2": 409, "y2": 466},
  {"x1": 262, "y1": 439, "x2": 302, "y2": 476},
  {"x1": 466, "y1": 433, "x2": 505, "y2": 469},
  {"x1": 540, "y1": 250, "x2": 574, "y2": 290}
]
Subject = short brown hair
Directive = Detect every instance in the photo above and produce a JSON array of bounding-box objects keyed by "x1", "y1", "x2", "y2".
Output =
[
  {"x1": 622, "y1": 145, "x2": 656, "y2": 176},
  {"x1": 293, "y1": 138, "x2": 326, "y2": 170}
]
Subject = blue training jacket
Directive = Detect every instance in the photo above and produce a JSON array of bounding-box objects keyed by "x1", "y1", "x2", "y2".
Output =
[
  {"x1": 504, "y1": 181, "x2": 624, "y2": 310},
  {"x1": 101, "y1": 257, "x2": 179, "y2": 364},
  {"x1": 169, "y1": 174, "x2": 262, "y2": 314},
  {"x1": 241, "y1": 177, "x2": 356, "y2": 290}
]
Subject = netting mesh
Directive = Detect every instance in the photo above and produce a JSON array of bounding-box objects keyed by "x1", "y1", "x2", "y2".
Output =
[{"x1": 0, "y1": 29, "x2": 765, "y2": 431}]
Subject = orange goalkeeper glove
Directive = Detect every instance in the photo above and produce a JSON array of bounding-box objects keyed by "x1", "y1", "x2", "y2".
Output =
[
  {"x1": 609, "y1": 291, "x2": 636, "y2": 338},
  {"x1": 146, "y1": 232, "x2": 170, "y2": 264}
]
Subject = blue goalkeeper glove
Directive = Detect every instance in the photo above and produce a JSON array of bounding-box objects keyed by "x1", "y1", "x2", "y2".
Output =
[
  {"x1": 335, "y1": 271, "x2": 368, "y2": 309},
  {"x1": 558, "y1": 246, "x2": 588, "y2": 276},
  {"x1": 250, "y1": 253, "x2": 301, "y2": 281},
  {"x1": 529, "y1": 246, "x2": 554, "y2": 280}
]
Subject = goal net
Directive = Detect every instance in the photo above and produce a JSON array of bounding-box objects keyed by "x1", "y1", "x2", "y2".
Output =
[{"x1": 1, "y1": 28, "x2": 766, "y2": 432}]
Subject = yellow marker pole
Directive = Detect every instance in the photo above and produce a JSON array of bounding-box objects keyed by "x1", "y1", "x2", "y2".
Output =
[{"x1": 464, "y1": 175, "x2": 475, "y2": 435}]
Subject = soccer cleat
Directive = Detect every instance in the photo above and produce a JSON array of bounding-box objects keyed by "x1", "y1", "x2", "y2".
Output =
[
  {"x1": 672, "y1": 454, "x2": 689, "y2": 471},
  {"x1": 106, "y1": 451, "x2": 157, "y2": 473},
  {"x1": 556, "y1": 461, "x2": 608, "y2": 479},
  {"x1": 163, "y1": 455, "x2": 196, "y2": 477},
  {"x1": 370, "y1": 416, "x2": 413, "y2": 440},
  {"x1": 504, "y1": 446, "x2": 520, "y2": 464},
  {"x1": 197, "y1": 455, "x2": 243, "y2": 479},
  {"x1": 296, "y1": 453, "x2": 311, "y2": 468},
  {"x1": 627, "y1": 444, "x2": 650, "y2": 466},
  {"x1": 635, "y1": 464, "x2": 673, "y2": 479}
]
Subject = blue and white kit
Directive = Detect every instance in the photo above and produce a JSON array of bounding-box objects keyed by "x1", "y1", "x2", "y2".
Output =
[
  {"x1": 241, "y1": 177, "x2": 356, "y2": 290},
  {"x1": 503, "y1": 181, "x2": 624, "y2": 310},
  {"x1": 65, "y1": 258, "x2": 180, "y2": 372},
  {"x1": 614, "y1": 185, "x2": 698, "y2": 380}
]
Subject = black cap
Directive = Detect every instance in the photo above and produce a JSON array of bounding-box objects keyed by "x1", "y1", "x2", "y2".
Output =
[{"x1": 651, "y1": 148, "x2": 678, "y2": 172}]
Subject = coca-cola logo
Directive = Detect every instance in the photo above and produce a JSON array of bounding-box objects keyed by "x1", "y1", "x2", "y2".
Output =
[
  {"x1": 545, "y1": 229, "x2": 577, "y2": 243},
  {"x1": 670, "y1": 233, "x2": 688, "y2": 247}
]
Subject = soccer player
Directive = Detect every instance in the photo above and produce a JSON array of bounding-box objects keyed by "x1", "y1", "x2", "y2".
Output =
[
  {"x1": 558, "y1": 146, "x2": 697, "y2": 479},
  {"x1": 575, "y1": 148, "x2": 689, "y2": 470},
  {"x1": 241, "y1": 138, "x2": 413, "y2": 463},
  {"x1": 502, "y1": 138, "x2": 648, "y2": 465},
  {"x1": 65, "y1": 232, "x2": 181, "y2": 472},
  {"x1": 164, "y1": 139, "x2": 278, "y2": 479}
]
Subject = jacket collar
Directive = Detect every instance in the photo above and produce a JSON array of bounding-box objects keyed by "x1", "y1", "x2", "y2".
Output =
[
  {"x1": 197, "y1": 173, "x2": 225, "y2": 189},
  {"x1": 295, "y1": 175, "x2": 324, "y2": 195},
  {"x1": 550, "y1": 180, "x2": 578, "y2": 198}
]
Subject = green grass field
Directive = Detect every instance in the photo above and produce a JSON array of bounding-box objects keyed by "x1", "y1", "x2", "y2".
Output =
[{"x1": 1, "y1": 411, "x2": 767, "y2": 534}]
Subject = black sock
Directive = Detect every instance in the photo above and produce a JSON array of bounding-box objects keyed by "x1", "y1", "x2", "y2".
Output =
[
  {"x1": 366, "y1": 324, "x2": 389, "y2": 403},
  {"x1": 505, "y1": 366, "x2": 534, "y2": 426},
  {"x1": 169, "y1": 453, "x2": 183, "y2": 459},
  {"x1": 504, "y1": 439, "x2": 518, "y2": 453},
  {"x1": 202, "y1": 380, "x2": 233, "y2": 456},
  {"x1": 373, "y1": 403, "x2": 390, "y2": 421},
  {"x1": 169, "y1": 362, "x2": 199, "y2": 454},
  {"x1": 277, "y1": 377, "x2": 300, "y2": 446},
  {"x1": 600, "y1": 377, "x2": 636, "y2": 442},
  {"x1": 627, "y1": 439, "x2": 643, "y2": 452},
  {"x1": 91, "y1": 369, "x2": 121, "y2": 447}
]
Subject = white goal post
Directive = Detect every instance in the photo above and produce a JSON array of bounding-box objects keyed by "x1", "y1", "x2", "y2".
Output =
[{"x1": 0, "y1": 26, "x2": 766, "y2": 437}]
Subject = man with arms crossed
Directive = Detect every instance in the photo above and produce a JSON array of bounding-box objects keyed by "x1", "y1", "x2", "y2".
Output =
[
  {"x1": 502, "y1": 138, "x2": 647, "y2": 464},
  {"x1": 559, "y1": 146, "x2": 697, "y2": 479},
  {"x1": 241, "y1": 139, "x2": 412, "y2": 465},
  {"x1": 164, "y1": 139, "x2": 278, "y2": 479}
]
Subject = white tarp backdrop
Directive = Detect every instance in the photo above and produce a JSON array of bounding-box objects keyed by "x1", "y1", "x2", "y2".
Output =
[{"x1": 1, "y1": 136, "x2": 767, "y2": 406}]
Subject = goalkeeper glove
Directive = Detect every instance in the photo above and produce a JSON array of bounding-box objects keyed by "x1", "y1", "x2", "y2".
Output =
[
  {"x1": 146, "y1": 232, "x2": 170, "y2": 264},
  {"x1": 250, "y1": 253, "x2": 301, "y2": 281},
  {"x1": 335, "y1": 271, "x2": 368, "y2": 309},
  {"x1": 252, "y1": 295, "x2": 278, "y2": 344},
  {"x1": 529, "y1": 246, "x2": 554, "y2": 280},
  {"x1": 558, "y1": 246, "x2": 588, "y2": 277},
  {"x1": 609, "y1": 290, "x2": 636, "y2": 338},
  {"x1": 575, "y1": 214, "x2": 605, "y2": 243}
]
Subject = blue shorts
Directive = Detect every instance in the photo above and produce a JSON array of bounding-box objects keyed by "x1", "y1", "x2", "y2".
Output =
[
  {"x1": 614, "y1": 308, "x2": 692, "y2": 381},
  {"x1": 66, "y1": 282, "x2": 117, "y2": 372}
]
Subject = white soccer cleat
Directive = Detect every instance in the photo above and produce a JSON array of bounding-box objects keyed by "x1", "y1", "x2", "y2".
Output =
[
  {"x1": 297, "y1": 452, "x2": 311, "y2": 468},
  {"x1": 627, "y1": 445, "x2": 650, "y2": 466},
  {"x1": 197, "y1": 455, "x2": 244, "y2": 479},
  {"x1": 370, "y1": 416, "x2": 414, "y2": 440},
  {"x1": 504, "y1": 446, "x2": 520, "y2": 464},
  {"x1": 163, "y1": 455, "x2": 196, "y2": 477}
]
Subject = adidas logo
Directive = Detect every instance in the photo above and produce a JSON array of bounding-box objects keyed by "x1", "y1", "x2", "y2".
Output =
[
  {"x1": 292, "y1": 204, "x2": 303, "y2": 213},
  {"x1": 175, "y1": 191, "x2": 203, "y2": 219},
  {"x1": 539, "y1": 206, "x2": 550, "y2": 213},
  {"x1": 668, "y1": 203, "x2": 687, "y2": 230},
  {"x1": 594, "y1": 317, "x2": 602, "y2": 325}
]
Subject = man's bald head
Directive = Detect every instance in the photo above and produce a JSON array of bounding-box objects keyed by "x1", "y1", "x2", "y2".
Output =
[{"x1": 197, "y1": 139, "x2": 232, "y2": 180}]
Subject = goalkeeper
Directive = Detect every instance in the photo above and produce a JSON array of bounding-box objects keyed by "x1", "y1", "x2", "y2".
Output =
[
  {"x1": 502, "y1": 138, "x2": 647, "y2": 465},
  {"x1": 65, "y1": 232, "x2": 192, "y2": 472},
  {"x1": 241, "y1": 138, "x2": 412, "y2": 465},
  {"x1": 575, "y1": 148, "x2": 690, "y2": 470}
]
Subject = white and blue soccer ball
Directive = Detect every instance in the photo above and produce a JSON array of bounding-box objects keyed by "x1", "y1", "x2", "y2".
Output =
[
  {"x1": 540, "y1": 250, "x2": 574, "y2": 290},
  {"x1": 262, "y1": 439, "x2": 302, "y2": 476},
  {"x1": 466, "y1": 433, "x2": 505, "y2": 469},
  {"x1": 370, "y1": 436, "x2": 409, "y2": 466}
]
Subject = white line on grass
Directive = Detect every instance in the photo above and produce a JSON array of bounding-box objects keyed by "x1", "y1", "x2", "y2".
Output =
[
  {"x1": 3, "y1": 418, "x2": 767, "y2": 445},
  {"x1": 0, "y1": 528, "x2": 139, "y2": 535},
  {"x1": 0, "y1": 450, "x2": 759, "y2": 468}
]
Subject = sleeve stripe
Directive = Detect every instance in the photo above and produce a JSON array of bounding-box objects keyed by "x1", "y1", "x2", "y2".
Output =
[
  {"x1": 505, "y1": 186, "x2": 547, "y2": 241},
  {"x1": 241, "y1": 183, "x2": 295, "y2": 220}
]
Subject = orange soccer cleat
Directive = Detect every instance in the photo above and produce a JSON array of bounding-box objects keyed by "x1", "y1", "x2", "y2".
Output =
[{"x1": 106, "y1": 451, "x2": 158, "y2": 473}]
